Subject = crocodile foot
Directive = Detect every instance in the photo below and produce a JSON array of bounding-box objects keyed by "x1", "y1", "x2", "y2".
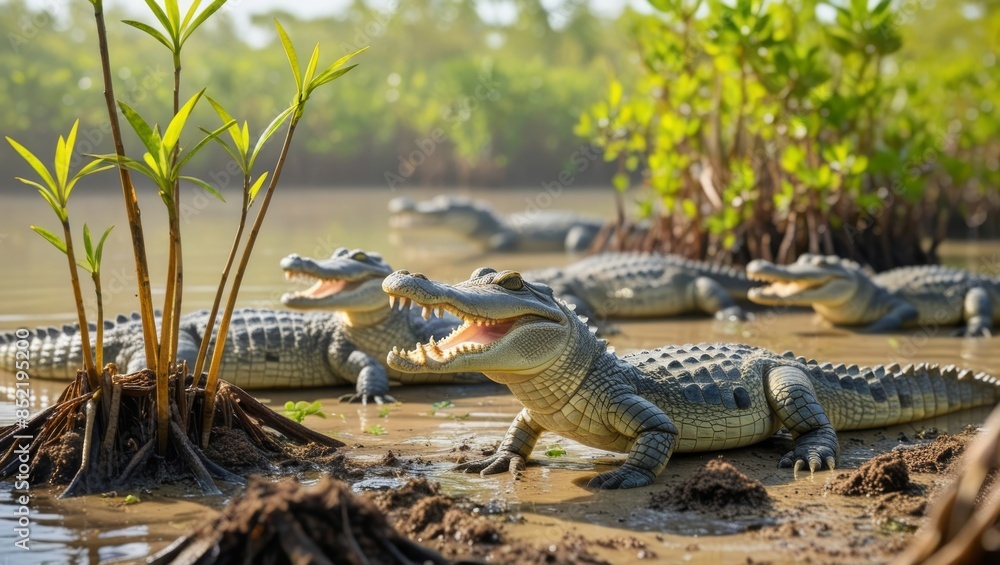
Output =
[
  {"x1": 338, "y1": 392, "x2": 397, "y2": 405},
  {"x1": 454, "y1": 451, "x2": 525, "y2": 478},
  {"x1": 588, "y1": 464, "x2": 656, "y2": 489},
  {"x1": 715, "y1": 306, "x2": 751, "y2": 322},
  {"x1": 778, "y1": 427, "x2": 838, "y2": 475}
]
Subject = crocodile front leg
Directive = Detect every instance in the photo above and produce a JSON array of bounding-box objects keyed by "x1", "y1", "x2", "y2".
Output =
[
  {"x1": 860, "y1": 299, "x2": 918, "y2": 333},
  {"x1": 455, "y1": 408, "x2": 542, "y2": 478},
  {"x1": 335, "y1": 350, "x2": 395, "y2": 404},
  {"x1": 765, "y1": 365, "x2": 838, "y2": 474},
  {"x1": 589, "y1": 394, "x2": 678, "y2": 489},
  {"x1": 961, "y1": 287, "x2": 994, "y2": 337},
  {"x1": 693, "y1": 277, "x2": 748, "y2": 321}
]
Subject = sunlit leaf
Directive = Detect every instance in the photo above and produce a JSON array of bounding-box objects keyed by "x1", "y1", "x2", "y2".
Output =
[
  {"x1": 303, "y1": 44, "x2": 320, "y2": 92},
  {"x1": 205, "y1": 95, "x2": 243, "y2": 152},
  {"x1": 94, "y1": 225, "x2": 114, "y2": 268},
  {"x1": 180, "y1": 0, "x2": 228, "y2": 46},
  {"x1": 174, "y1": 118, "x2": 235, "y2": 173},
  {"x1": 6, "y1": 137, "x2": 57, "y2": 192},
  {"x1": 122, "y1": 20, "x2": 173, "y2": 50},
  {"x1": 180, "y1": 175, "x2": 226, "y2": 202},
  {"x1": 274, "y1": 19, "x2": 302, "y2": 93},
  {"x1": 118, "y1": 101, "x2": 162, "y2": 157},
  {"x1": 142, "y1": 0, "x2": 175, "y2": 41},
  {"x1": 247, "y1": 171, "x2": 269, "y2": 204},
  {"x1": 31, "y1": 226, "x2": 68, "y2": 255},
  {"x1": 163, "y1": 88, "x2": 205, "y2": 154},
  {"x1": 249, "y1": 106, "x2": 293, "y2": 169}
]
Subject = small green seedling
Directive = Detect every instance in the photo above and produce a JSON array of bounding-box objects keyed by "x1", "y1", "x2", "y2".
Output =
[
  {"x1": 544, "y1": 445, "x2": 568, "y2": 457},
  {"x1": 365, "y1": 424, "x2": 387, "y2": 436},
  {"x1": 283, "y1": 400, "x2": 326, "y2": 423},
  {"x1": 449, "y1": 413, "x2": 470, "y2": 421},
  {"x1": 123, "y1": 494, "x2": 141, "y2": 505},
  {"x1": 378, "y1": 405, "x2": 390, "y2": 418}
]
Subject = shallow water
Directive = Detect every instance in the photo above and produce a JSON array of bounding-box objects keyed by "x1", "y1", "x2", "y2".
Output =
[{"x1": 0, "y1": 187, "x2": 998, "y2": 562}]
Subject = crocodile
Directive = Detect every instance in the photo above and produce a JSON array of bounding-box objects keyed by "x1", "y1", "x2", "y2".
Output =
[
  {"x1": 746, "y1": 254, "x2": 1000, "y2": 337},
  {"x1": 0, "y1": 248, "x2": 474, "y2": 402},
  {"x1": 523, "y1": 252, "x2": 755, "y2": 322},
  {"x1": 380, "y1": 267, "x2": 1000, "y2": 489},
  {"x1": 388, "y1": 194, "x2": 603, "y2": 252}
]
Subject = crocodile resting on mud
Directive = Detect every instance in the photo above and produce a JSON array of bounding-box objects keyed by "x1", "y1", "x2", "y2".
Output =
[
  {"x1": 381, "y1": 267, "x2": 1000, "y2": 489},
  {"x1": 524, "y1": 252, "x2": 755, "y2": 322},
  {"x1": 0, "y1": 248, "x2": 473, "y2": 402},
  {"x1": 388, "y1": 194, "x2": 603, "y2": 252},
  {"x1": 746, "y1": 254, "x2": 1000, "y2": 337}
]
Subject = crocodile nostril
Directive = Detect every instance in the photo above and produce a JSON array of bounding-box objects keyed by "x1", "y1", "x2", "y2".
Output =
[
  {"x1": 412, "y1": 273, "x2": 429, "y2": 280},
  {"x1": 396, "y1": 269, "x2": 411, "y2": 276}
]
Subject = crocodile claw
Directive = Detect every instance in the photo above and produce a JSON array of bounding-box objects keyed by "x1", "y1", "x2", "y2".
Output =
[
  {"x1": 454, "y1": 451, "x2": 525, "y2": 478},
  {"x1": 338, "y1": 392, "x2": 396, "y2": 405},
  {"x1": 715, "y1": 306, "x2": 750, "y2": 322},
  {"x1": 778, "y1": 428, "x2": 838, "y2": 476},
  {"x1": 587, "y1": 464, "x2": 656, "y2": 489}
]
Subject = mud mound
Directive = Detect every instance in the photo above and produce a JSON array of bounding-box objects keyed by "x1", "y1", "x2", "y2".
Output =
[
  {"x1": 34, "y1": 430, "x2": 82, "y2": 485},
  {"x1": 150, "y1": 477, "x2": 454, "y2": 564},
  {"x1": 650, "y1": 459, "x2": 771, "y2": 516},
  {"x1": 897, "y1": 432, "x2": 973, "y2": 473},
  {"x1": 827, "y1": 453, "x2": 912, "y2": 496},
  {"x1": 202, "y1": 428, "x2": 272, "y2": 470},
  {"x1": 370, "y1": 478, "x2": 503, "y2": 548}
]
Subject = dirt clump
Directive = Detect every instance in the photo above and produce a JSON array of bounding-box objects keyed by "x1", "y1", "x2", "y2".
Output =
[
  {"x1": 485, "y1": 533, "x2": 611, "y2": 564},
  {"x1": 650, "y1": 458, "x2": 772, "y2": 517},
  {"x1": 202, "y1": 427, "x2": 272, "y2": 470},
  {"x1": 896, "y1": 431, "x2": 973, "y2": 473},
  {"x1": 149, "y1": 477, "x2": 456, "y2": 564},
  {"x1": 828, "y1": 452, "x2": 913, "y2": 496},
  {"x1": 34, "y1": 430, "x2": 83, "y2": 485}
]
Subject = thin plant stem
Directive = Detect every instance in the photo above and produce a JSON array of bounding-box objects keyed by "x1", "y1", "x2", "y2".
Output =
[
  {"x1": 92, "y1": 272, "x2": 104, "y2": 369},
  {"x1": 168, "y1": 55, "x2": 183, "y2": 364},
  {"x1": 193, "y1": 177, "x2": 251, "y2": 379},
  {"x1": 60, "y1": 220, "x2": 98, "y2": 389},
  {"x1": 156, "y1": 207, "x2": 181, "y2": 454},
  {"x1": 91, "y1": 1, "x2": 158, "y2": 372},
  {"x1": 201, "y1": 120, "x2": 298, "y2": 448}
]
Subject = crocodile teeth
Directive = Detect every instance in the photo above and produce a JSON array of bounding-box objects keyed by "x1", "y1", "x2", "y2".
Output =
[
  {"x1": 434, "y1": 307, "x2": 444, "y2": 318},
  {"x1": 388, "y1": 295, "x2": 397, "y2": 309},
  {"x1": 422, "y1": 306, "x2": 431, "y2": 320}
]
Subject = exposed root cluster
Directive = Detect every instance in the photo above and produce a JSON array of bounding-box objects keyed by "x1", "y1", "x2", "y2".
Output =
[{"x1": 0, "y1": 367, "x2": 343, "y2": 496}]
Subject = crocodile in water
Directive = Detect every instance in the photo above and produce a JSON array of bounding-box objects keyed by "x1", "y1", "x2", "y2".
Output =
[
  {"x1": 746, "y1": 254, "x2": 1000, "y2": 337},
  {"x1": 388, "y1": 194, "x2": 602, "y2": 252},
  {"x1": 380, "y1": 267, "x2": 1000, "y2": 489}
]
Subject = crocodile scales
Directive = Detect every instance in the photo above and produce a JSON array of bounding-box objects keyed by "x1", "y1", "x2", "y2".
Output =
[
  {"x1": 524, "y1": 252, "x2": 755, "y2": 322},
  {"x1": 380, "y1": 267, "x2": 1000, "y2": 489},
  {"x1": 0, "y1": 248, "x2": 475, "y2": 401},
  {"x1": 747, "y1": 254, "x2": 1000, "y2": 336}
]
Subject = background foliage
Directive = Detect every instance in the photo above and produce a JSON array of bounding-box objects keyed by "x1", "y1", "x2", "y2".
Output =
[{"x1": 576, "y1": 0, "x2": 998, "y2": 266}]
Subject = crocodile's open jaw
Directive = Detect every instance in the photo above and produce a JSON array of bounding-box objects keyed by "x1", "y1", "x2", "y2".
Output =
[
  {"x1": 746, "y1": 258, "x2": 855, "y2": 306},
  {"x1": 279, "y1": 249, "x2": 393, "y2": 311},
  {"x1": 383, "y1": 269, "x2": 569, "y2": 376}
]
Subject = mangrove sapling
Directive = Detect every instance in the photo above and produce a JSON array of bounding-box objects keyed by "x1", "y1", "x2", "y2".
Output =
[
  {"x1": 189, "y1": 95, "x2": 286, "y2": 379},
  {"x1": 5, "y1": 120, "x2": 114, "y2": 390},
  {"x1": 200, "y1": 21, "x2": 366, "y2": 447},
  {"x1": 93, "y1": 89, "x2": 234, "y2": 452},
  {"x1": 89, "y1": 0, "x2": 159, "y2": 374},
  {"x1": 123, "y1": 0, "x2": 229, "y2": 383}
]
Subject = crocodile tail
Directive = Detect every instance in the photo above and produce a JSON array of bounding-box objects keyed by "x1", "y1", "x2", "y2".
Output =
[{"x1": 806, "y1": 360, "x2": 1000, "y2": 430}]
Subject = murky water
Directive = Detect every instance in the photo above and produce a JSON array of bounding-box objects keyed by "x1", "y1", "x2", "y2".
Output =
[{"x1": 0, "y1": 187, "x2": 997, "y2": 563}]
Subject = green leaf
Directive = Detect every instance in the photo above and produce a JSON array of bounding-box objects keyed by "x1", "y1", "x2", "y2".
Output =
[
  {"x1": 180, "y1": 0, "x2": 202, "y2": 31},
  {"x1": 67, "y1": 160, "x2": 115, "y2": 197},
  {"x1": 142, "y1": 0, "x2": 175, "y2": 41},
  {"x1": 205, "y1": 95, "x2": 243, "y2": 153},
  {"x1": 199, "y1": 127, "x2": 243, "y2": 169},
  {"x1": 309, "y1": 64, "x2": 360, "y2": 92},
  {"x1": 284, "y1": 401, "x2": 295, "y2": 411},
  {"x1": 56, "y1": 120, "x2": 80, "y2": 192},
  {"x1": 180, "y1": 176, "x2": 226, "y2": 202},
  {"x1": 302, "y1": 44, "x2": 320, "y2": 92},
  {"x1": 274, "y1": 19, "x2": 302, "y2": 93},
  {"x1": 31, "y1": 226, "x2": 68, "y2": 255},
  {"x1": 174, "y1": 117, "x2": 236, "y2": 173},
  {"x1": 180, "y1": 0, "x2": 227, "y2": 46},
  {"x1": 163, "y1": 88, "x2": 205, "y2": 154},
  {"x1": 16, "y1": 177, "x2": 62, "y2": 218},
  {"x1": 82, "y1": 223, "x2": 94, "y2": 261},
  {"x1": 544, "y1": 445, "x2": 567, "y2": 457},
  {"x1": 92, "y1": 153, "x2": 159, "y2": 182},
  {"x1": 247, "y1": 171, "x2": 269, "y2": 204},
  {"x1": 94, "y1": 225, "x2": 114, "y2": 268},
  {"x1": 164, "y1": 0, "x2": 181, "y2": 31},
  {"x1": 118, "y1": 101, "x2": 162, "y2": 157},
  {"x1": 122, "y1": 20, "x2": 174, "y2": 51},
  {"x1": 249, "y1": 106, "x2": 294, "y2": 169},
  {"x1": 6, "y1": 137, "x2": 57, "y2": 192}
]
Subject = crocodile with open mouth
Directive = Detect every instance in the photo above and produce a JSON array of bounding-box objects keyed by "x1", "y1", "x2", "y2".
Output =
[
  {"x1": 388, "y1": 194, "x2": 603, "y2": 252},
  {"x1": 746, "y1": 254, "x2": 1000, "y2": 337},
  {"x1": 0, "y1": 248, "x2": 475, "y2": 402},
  {"x1": 381, "y1": 267, "x2": 1000, "y2": 489}
]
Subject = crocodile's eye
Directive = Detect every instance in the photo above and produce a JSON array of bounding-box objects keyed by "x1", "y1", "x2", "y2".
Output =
[
  {"x1": 352, "y1": 252, "x2": 368, "y2": 262},
  {"x1": 496, "y1": 272, "x2": 524, "y2": 291}
]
